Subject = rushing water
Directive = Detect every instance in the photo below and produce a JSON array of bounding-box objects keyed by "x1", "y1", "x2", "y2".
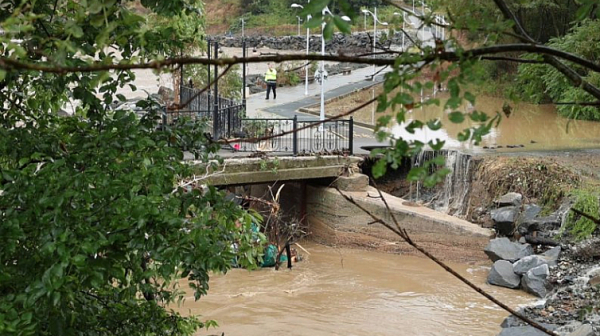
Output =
[
  {"x1": 175, "y1": 243, "x2": 534, "y2": 336},
  {"x1": 391, "y1": 93, "x2": 600, "y2": 153}
]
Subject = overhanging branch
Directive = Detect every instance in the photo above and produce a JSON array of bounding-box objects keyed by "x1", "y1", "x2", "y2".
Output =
[{"x1": 1, "y1": 44, "x2": 600, "y2": 75}]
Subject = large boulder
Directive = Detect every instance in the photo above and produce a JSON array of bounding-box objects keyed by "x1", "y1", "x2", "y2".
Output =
[
  {"x1": 541, "y1": 246, "x2": 562, "y2": 267},
  {"x1": 491, "y1": 206, "x2": 520, "y2": 236},
  {"x1": 485, "y1": 238, "x2": 534, "y2": 262},
  {"x1": 496, "y1": 192, "x2": 523, "y2": 207},
  {"x1": 488, "y1": 260, "x2": 521, "y2": 289},
  {"x1": 521, "y1": 264, "x2": 549, "y2": 298},
  {"x1": 517, "y1": 204, "x2": 542, "y2": 235},
  {"x1": 513, "y1": 255, "x2": 549, "y2": 275}
]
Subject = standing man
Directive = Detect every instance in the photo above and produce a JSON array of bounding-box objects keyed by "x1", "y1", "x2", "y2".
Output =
[{"x1": 264, "y1": 63, "x2": 277, "y2": 100}]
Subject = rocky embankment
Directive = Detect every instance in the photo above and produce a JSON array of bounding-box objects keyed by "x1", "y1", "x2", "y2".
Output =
[
  {"x1": 480, "y1": 192, "x2": 599, "y2": 336},
  {"x1": 209, "y1": 31, "x2": 414, "y2": 54}
]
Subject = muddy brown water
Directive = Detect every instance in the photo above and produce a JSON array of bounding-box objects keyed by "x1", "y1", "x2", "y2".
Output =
[
  {"x1": 174, "y1": 243, "x2": 534, "y2": 336},
  {"x1": 390, "y1": 94, "x2": 600, "y2": 153}
]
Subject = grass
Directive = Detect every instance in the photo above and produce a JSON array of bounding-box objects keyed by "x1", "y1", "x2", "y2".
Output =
[{"x1": 565, "y1": 189, "x2": 599, "y2": 240}]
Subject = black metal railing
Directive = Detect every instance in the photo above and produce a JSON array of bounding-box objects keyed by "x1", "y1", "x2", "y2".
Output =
[
  {"x1": 230, "y1": 116, "x2": 353, "y2": 155},
  {"x1": 167, "y1": 86, "x2": 245, "y2": 139},
  {"x1": 164, "y1": 87, "x2": 353, "y2": 155}
]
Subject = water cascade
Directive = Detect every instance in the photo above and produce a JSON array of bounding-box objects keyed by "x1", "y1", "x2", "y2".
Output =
[{"x1": 412, "y1": 150, "x2": 474, "y2": 218}]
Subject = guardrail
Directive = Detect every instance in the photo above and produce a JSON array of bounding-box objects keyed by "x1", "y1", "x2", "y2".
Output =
[{"x1": 230, "y1": 116, "x2": 353, "y2": 155}]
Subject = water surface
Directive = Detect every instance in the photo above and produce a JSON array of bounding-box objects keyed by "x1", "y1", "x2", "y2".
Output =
[{"x1": 176, "y1": 243, "x2": 534, "y2": 336}]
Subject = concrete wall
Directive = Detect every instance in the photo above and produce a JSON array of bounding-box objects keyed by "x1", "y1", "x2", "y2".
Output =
[{"x1": 306, "y1": 185, "x2": 494, "y2": 264}]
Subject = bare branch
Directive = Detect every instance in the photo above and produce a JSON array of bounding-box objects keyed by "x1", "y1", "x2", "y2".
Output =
[
  {"x1": 480, "y1": 56, "x2": 545, "y2": 64},
  {"x1": 570, "y1": 208, "x2": 600, "y2": 225},
  {"x1": 3, "y1": 44, "x2": 600, "y2": 76},
  {"x1": 553, "y1": 101, "x2": 600, "y2": 106},
  {"x1": 174, "y1": 64, "x2": 233, "y2": 110}
]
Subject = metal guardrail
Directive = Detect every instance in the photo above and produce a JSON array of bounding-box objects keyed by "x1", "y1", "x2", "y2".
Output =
[
  {"x1": 167, "y1": 87, "x2": 353, "y2": 155},
  {"x1": 230, "y1": 116, "x2": 353, "y2": 155},
  {"x1": 171, "y1": 87, "x2": 245, "y2": 139}
]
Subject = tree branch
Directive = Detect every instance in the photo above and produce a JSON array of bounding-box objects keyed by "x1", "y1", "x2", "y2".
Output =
[
  {"x1": 2, "y1": 44, "x2": 600, "y2": 75},
  {"x1": 174, "y1": 64, "x2": 233, "y2": 110},
  {"x1": 570, "y1": 208, "x2": 600, "y2": 225}
]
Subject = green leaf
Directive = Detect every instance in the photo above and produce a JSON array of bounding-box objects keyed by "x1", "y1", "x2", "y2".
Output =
[
  {"x1": 448, "y1": 111, "x2": 465, "y2": 123},
  {"x1": 333, "y1": 16, "x2": 351, "y2": 34},
  {"x1": 464, "y1": 91, "x2": 476, "y2": 104},
  {"x1": 428, "y1": 139, "x2": 445, "y2": 150},
  {"x1": 323, "y1": 21, "x2": 334, "y2": 40},
  {"x1": 426, "y1": 119, "x2": 442, "y2": 131},
  {"x1": 301, "y1": 0, "x2": 330, "y2": 17},
  {"x1": 372, "y1": 158, "x2": 388, "y2": 178}
]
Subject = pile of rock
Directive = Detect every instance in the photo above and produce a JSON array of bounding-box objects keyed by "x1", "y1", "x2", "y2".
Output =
[
  {"x1": 489, "y1": 192, "x2": 569, "y2": 239},
  {"x1": 485, "y1": 237, "x2": 560, "y2": 297},
  {"x1": 209, "y1": 31, "x2": 416, "y2": 54},
  {"x1": 495, "y1": 239, "x2": 600, "y2": 336}
]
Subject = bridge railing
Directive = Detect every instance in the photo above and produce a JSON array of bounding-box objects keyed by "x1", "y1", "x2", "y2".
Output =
[
  {"x1": 230, "y1": 116, "x2": 353, "y2": 155},
  {"x1": 172, "y1": 86, "x2": 245, "y2": 139}
]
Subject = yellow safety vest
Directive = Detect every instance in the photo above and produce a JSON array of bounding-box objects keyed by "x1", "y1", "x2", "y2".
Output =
[{"x1": 265, "y1": 69, "x2": 277, "y2": 81}]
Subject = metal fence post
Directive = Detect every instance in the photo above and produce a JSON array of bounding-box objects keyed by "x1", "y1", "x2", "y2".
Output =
[
  {"x1": 293, "y1": 115, "x2": 298, "y2": 155},
  {"x1": 212, "y1": 41, "x2": 219, "y2": 140},
  {"x1": 349, "y1": 117, "x2": 354, "y2": 155},
  {"x1": 227, "y1": 107, "x2": 232, "y2": 138}
]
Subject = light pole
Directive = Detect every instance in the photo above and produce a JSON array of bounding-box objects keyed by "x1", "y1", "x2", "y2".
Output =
[
  {"x1": 393, "y1": 12, "x2": 406, "y2": 51},
  {"x1": 319, "y1": 7, "x2": 350, "y2": 125},
  {"x1": 241, "y1": 18, "x2": 245, "y2": 39},
  {"x1": 362, "y1": 8, "x2": 388, "y2": 81},
  {"x1": 291, "y1": 2, "x2": 312, "y2": 96},
  {"x1": 296, "y1": 16, "x2": 302, "y2": 36}
]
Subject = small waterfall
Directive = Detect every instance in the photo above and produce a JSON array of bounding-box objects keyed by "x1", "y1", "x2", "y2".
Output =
[{"x1": 412, "y1": 150, "x2": 474, "y2": 218}]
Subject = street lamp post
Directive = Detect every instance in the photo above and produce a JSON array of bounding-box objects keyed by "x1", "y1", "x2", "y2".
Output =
[
  {"x1": 291, "y1": 2, "x2": 312, "y2": 96},
  {"x1": 362, "y1": 7, "x2": 388, "y2": 81},
  {"x1": 393, "y1": 12, "x2": 406, "y2": 51},
  {"x1": 319, "y1": 7, "x2": 350, "y2": 126},
  {"x1": 296, "y1": 16, "x2": 302, "y2": 36},
  {"x1": 241, "y1": 18, "x2": 245, "y2": 39}
]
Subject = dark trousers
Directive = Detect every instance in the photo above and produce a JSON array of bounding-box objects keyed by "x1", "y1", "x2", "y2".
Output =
[{"x1": 266, "y1": 81, "x2": 277, "y2": 99}]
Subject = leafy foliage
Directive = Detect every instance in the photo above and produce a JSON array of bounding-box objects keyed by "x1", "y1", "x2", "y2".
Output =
[
  {"x1": 0, "y1": 1, "x2": 263, "y2": 335},
  {"x1": 517, "y1": 19, "x2": 600, "y2": 120}
]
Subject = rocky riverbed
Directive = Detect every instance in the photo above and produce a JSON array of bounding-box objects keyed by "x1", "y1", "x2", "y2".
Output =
[
  {"x1": 480, "y1": 193, "x2": 600, "y2": 336},
  {"x1": 497, "y1": 237, "x2": 600, "y2": 336}
]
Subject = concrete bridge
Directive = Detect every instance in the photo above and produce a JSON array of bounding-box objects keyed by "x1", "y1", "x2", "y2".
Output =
[
  {"x1": 192, "y1": 155, "x2": 493, "y2": 263},
  {"x1": 194, "y1": 155, "x2": 362, "y2": 186}
]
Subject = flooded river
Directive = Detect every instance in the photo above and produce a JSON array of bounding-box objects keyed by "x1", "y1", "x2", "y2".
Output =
[
  {"x1": 176, "y1": 243, "x2": 534, "y2": 336},
  {"x1": 391, "y1": 93, "x2": 600, "y2": 153}
]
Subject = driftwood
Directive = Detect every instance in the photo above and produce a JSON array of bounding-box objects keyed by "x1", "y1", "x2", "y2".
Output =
[{"x1": 524, "y1": 235, "x2": 560, "y2": 247}]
